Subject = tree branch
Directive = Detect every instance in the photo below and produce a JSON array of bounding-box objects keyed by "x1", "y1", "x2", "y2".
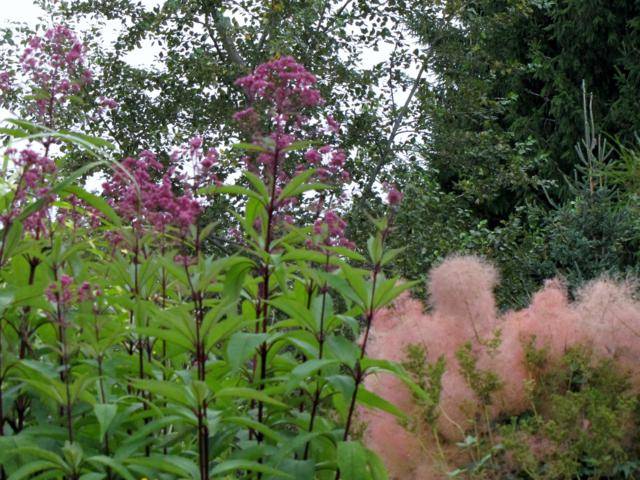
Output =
[
  {"x1": 201, "y1": 0, "x2": 247, "y2": 70},
  {"x1": 362, "y1": 62, "x2": 425, "y2": 196}
]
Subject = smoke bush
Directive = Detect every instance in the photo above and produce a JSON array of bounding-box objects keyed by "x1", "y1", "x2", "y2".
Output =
[{"x1": 363, "y1": 255, "x2": 640, "y2": 478}]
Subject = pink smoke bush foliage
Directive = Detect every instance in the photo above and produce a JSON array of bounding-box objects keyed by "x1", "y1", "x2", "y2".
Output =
[{"x1": 362, "y1": 255, "x2": 640, "y2": 479}]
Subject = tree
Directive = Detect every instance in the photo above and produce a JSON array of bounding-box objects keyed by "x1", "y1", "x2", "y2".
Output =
[
  {"x1": 380, "y1": 0, "x2": 640, "y2": 306},
  {"x1": 400, "y1": 0, "x2": 640, "y2": 218},
  {"x1": 2, "y1": 0, "x2": 427, "y2": 185}
]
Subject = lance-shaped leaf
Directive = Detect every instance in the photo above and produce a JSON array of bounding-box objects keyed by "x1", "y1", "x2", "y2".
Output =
[
  {"x1": 209, "y1": 460, "x2": 293, "y2": 479},
  {"x1": 336, "y1": 441, "x2": 369, "y2": 480},
  {"x1": 93, "y1": 404, "x2": 118, "y2": 441}
]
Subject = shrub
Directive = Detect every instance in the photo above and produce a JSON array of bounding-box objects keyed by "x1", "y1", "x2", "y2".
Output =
[{"x1": 363, "y1": 255, "x2": 640, "y2": 479}]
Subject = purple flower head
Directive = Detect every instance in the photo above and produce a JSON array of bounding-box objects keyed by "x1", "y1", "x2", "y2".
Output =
[
  {"x1": 384, "y1": 183, "x2": 403, "y2": 206},
  {"x1": 234, "y1": 56, "x2": 322, "y2": 125},
  {"x1": 228, "y1": 57, "x2": 354, "y2": 239},
  {"x1": 104, "y1": 148, "x2": 206, "y2": 235},
  {"x1": 2, "y1": 147, "x2": 56, "y2": 236},
  {"x1": 304, "y1": 149, "x2": 321, "y2": 164},
  {"x1": 201, "y1": 148, "x2": 218, "y2": 169},
  {"x1": 99, "y1": 96, "x2": 118, "y2": 110},
  {"x1": 46, "y1": 274, "x2": 75, "y2": 306},
  {"x1": 189, "y1": 136, "x2": 203, "y2": 153},
  {"x1": 0, "y1": 71, "x2": 12, "y2": 93},
  {"x1": 327, "y1": 115, "x2": 340, "y2": 133},
  {"x1": 311, "y1": 210, "x2": 355, "y2": 252},
  {"x1": 19, "y1": 25, "x2": 92, "y2": 122}
]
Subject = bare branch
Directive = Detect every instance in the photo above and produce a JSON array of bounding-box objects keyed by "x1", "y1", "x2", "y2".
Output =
[{"x1": 362, "y1": 63, "x2": 426, "y2": 195}]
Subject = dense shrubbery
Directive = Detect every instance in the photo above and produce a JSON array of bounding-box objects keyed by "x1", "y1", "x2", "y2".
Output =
[{"x1": 2, "y1": 4, "x2": 640, "y2": 479}]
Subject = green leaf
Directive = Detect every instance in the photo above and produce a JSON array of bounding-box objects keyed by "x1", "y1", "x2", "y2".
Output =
[
  {"x1": 280, "y1": 139, "x2": 319, "y2": 153},
  {"x1": 93, "y1": 404, "x2": 118, "y2": 441},
  {"x1": 286, "y1": 359, "x2": 340, "y2": 391},
  {"x1": 325, "y1": 246, "x2": 367, "y2": 263},
  {"x1": 367, "y1": 235, "x2": 383, "y2": 265},
  {"x1": 133, "y1": 379, "x2": 195, "y2": 408},
  {"x1": 374, "y1": 280, "x2": 419, "y2": 310},
  {"x1": 340, "y1": 265, "x2": 369, "y2": 308},
  {"x1": 10, "y1": 447, "x2": 64, "y2": 465},
  {"x1": 223, "y1": 258, "x2": 253, "y2": 298},
  {"x1": 58, "y1": 130, "x2": 115, "y2": 149},
  {"x1": 209, "y1": 460, "x2": 292, "y2": 478},
  {"x1": 216, "y1": 387, "x2": 287, "y2": 408},
  {"x1": 243, "y1": 171, "x2": 269, "y2": 198},
  {"x1": 210, "y1": 184, "x2": 266, "y2": 204},
  {"x1": 137, "y1": 326, "x2": 193, "y2": 351},
  {"x1": 79, "y1": 474, "x2": 105, "y2": 480},
  {"x1": 227, "y1": 332, "x2": 267, "y2": 371},
  {"x1": 366, "y1": 449, "x2": 389, "y2": 480},
  {"x1": 266, "y1": 459, "x2": 315, "y2": 479},
  {"x1": 7, "y1": 460, "x2": 58, "y2": 480},
  {"x1": 21, "y1": 379, "x2": 65, "y2": 405},
  {"x1": 0, "y1": 127, "x2": 29, "y2": 138},
  {"x1": 380, "y1": 247, "x2": 405, "y2": 267},
  {"x1": 0, "y1": 289, "x2": 14, "y2": 314},
  {"x1": 62, "y1": 185, "x2": 121, "y2": 226},
  {"x1": 223, "y1": 416, "x2": 285, "y2": 443},
  {"x1": 2, "y1": 220, "x2": 23, "y2": 259},
  {"x1": 5, "y1": 118, "x2": 42, "y2": 133},
  {"x1": 270, "y1": 297, "x2": 316, "y2": 331},
  {"x1": 361, "y1": 358, "x2": 428, "y2": 402},
  {"x1": 358, "y1": 387, "x2": 407, "y2": 419},
  {"x1": 87, "y1": 456, "x2": 135, "y2": 480},
  {"x1": 337, "y1": 441, "x2": 370, "y2": 480},
  {"x1": 277, "y1": 169, "x2": 316, "y2": 201},
  {"x1": 232, "y1": 142, "x2": 269, "y2": 153},
  {"x1": 204, "y1": 316, "x2": 246, "y2": 353},
  {"x1": 282, "y1": 249, "x2": 336, "y2": 264},
  {"x1": 125, "y1": 456, "x2": 199, "y2": 478},
  {"x1": 327, "y1": 335, "x2": 360, "y2": 368}
]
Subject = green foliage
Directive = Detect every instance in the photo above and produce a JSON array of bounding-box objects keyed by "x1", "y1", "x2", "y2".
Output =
[
  {"x1": 375, "y1": 0, "x2": 640, "y2": 308},
  {"x1": 456, "y1": 342, "x2": 504, "y2": 407},
  {"x1": 0, "y1": 105, "x2": 417, "y2": 479},
  {"x1": 453, "y1": 347, "x2": 640, "y2": 480},
  {"x1": 401, "y1": 344, "x2": 446, "y2": 427}
]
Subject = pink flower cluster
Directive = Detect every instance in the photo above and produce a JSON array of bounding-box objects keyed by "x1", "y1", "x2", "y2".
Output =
[
  {"x1": 304, "y1": 145, "x2": 350, "y2": 183},
  {"x1": 234, "y1": 56, "x2": 322, "y2": 116},
  {"x1": 46, "y1": 275, "x2": 99, "y2": 307},
  {"x1": 18, "y1": 25, "x2": 92, "y2": 120},
  {"x1": 57, "y1": 194, "x2": 102, "y2": 230},
  {"x1": 1, "y1": 147, "x2": 56, "y2": 236},
  {"x1": 385, "y1": 184, "x2": 403, "y2": 206},
  {"x1": 103, "y1": 150, "x2": 201, "y2": 232},
  {"x1": 98, "y1": 96, "x2": 118, "y2": 111},
  {"x1": 169, "y1": 135, "x2": 220, "y2": 191},
  {"x1": 309, "y1": 210, "x2": 355, "y2": 251},
  {"x1": 45, "y1": 274, "x2": 74, "y2": 306},
  {"x1": 0, "y1": 71, "x2": 11, "y2": 93},
  {"x1": 232, "y1": 57, "x2": 352, "y2": 240}
]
